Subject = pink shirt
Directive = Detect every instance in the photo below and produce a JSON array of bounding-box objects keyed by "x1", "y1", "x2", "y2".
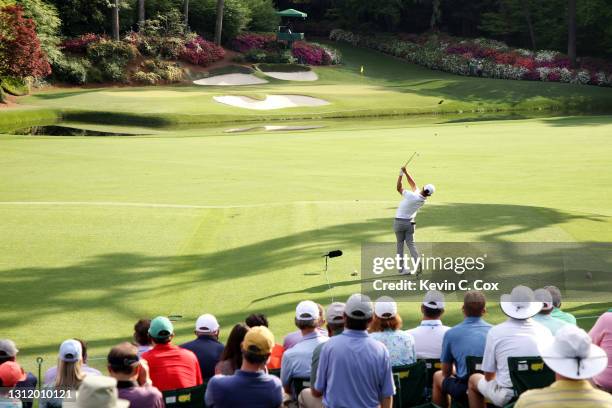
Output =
[{"x1": 589, "y1": 312, "x2": 612, "y2": 391}]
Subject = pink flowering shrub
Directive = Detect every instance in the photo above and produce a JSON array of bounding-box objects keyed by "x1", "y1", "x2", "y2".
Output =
[
  {"x1": 61, "y1": 33, "x2": 105, "y2": 54},
  {"x1": 179, "y1": 36, "x2": 225, "y2": 66},
  {"x1": 330, "y1": 29, "x2": 612, "y2": 87},
  {"x1": 231, "y1": 33, "x2": 276, "y2": 53},
  {"x1": 291, "y1": 42, "x2": 332, "y2": 65}
]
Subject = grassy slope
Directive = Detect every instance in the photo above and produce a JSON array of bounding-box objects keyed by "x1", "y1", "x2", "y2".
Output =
[
  {"x1": 1, "y1": 115, "x2": 612, "y2": 373},
  {"x1": 5, "y1": 43, "x2": 612, "y2": 126}
]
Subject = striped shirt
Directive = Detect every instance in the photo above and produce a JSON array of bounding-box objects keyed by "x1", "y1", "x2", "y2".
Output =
[{"x1": 514, "y1": 380, "x2": 612, "y2": 408}]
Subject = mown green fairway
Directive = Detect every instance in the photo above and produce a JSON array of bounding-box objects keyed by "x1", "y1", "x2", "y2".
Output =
[
  {"x1": 1, "y1": 114, "x2": 612, "y2": 374},
  {"x1": 13, "y1": 43, "x2": 612, "y2": 126},
  {"x1": 1, "y1": 42, "x2": 612, "y2": 374}
]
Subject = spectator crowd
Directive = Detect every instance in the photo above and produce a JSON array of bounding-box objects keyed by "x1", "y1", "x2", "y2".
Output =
[{"x1": 1, "y1": 285, "x2": 611, "y2": 408}]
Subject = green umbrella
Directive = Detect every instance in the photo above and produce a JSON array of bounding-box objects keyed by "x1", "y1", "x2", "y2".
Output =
[{"x1": 276, "y1": 8, "x2": 307, "y2": 18}]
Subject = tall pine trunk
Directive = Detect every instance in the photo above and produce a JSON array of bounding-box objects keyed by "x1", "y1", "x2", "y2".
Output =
[
  {"x1": 112, "y1": 0, "x2": 120, "y2": 41},
  {"x1": 567, "y1": 0, "x2": 577, "y2": 67},
  {"x1": 138, "y1": 0, "x2": 145, "y2": 28},
  {"x1": 184, "y1": 0, "x2": 189, "y2": 28},
  {"x1": 214, "y1": 0, "x2": 225, "y2": 45},
  {"x1": 521, "y1": 0, "x2": 537, "y2": 50}
]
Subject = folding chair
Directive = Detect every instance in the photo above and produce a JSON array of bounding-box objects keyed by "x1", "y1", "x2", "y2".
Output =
[
  {"x1": 289, "y1": 377, "x2": 311, "y2": 401},
  {"x1": 507, "y1": 357, "x2": 555, "y2": 396},
  {"x1": 162, "y1": 383, "x2": 206, "y2": 408},
  {"x1": 268, "y1": 368, "x2": 281, "y2": 378},
  {"x1": 423, "y1": 358, "x2": 442, "y2": 389},
  {"x1": 450, "y1": 356, "x2": 483, "y2": 408},
  {"x1": 392, "y1": 360, "x2": 428, "y2": 408}
]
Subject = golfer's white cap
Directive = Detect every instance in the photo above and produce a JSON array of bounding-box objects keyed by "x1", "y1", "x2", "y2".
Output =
[
  {"x1": 296, "y1": 300, "x2": 319, "y2": 321},
  {"x1": 534, "y1": 288, "x2": 554, "y2": 311},
  {"x1": 59, "y1": 339, "x2": 82, "y2": 363},
  {"x1": 195, "y1": 314, "x2": 219, "y2": 334},
  {"x1": 423, "y1": 290, "x2": 445, "y2": 309},
  {"x1": 539, "y1": 325, "x2": 607, "y2": 380},
  {"x1": 375, "y1": 296, "x2": 398, "y2": 318},
  {"x1": 424, "y1": 184, "x2": 435, "y2": 195}
]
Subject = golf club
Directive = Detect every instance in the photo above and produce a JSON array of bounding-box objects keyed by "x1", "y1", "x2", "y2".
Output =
[{"x1": 404, "y1": 151, "x2": 419, "y2": 167}]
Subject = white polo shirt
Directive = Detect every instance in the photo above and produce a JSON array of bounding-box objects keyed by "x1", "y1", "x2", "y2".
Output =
[
  {"x1": 481, "y1": 318, "x2": 553, "y2": 388},
  {"x1": 396, "y1": 190, "x2": 425, "y2": 221},
  {"x1": 406, "y1": 320, "x2": 450, "y2": 359}
]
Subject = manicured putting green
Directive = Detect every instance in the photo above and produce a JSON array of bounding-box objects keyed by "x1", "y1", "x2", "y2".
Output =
[{"x1": 1, "y1": 115, "x2": 611, "y2": 375}]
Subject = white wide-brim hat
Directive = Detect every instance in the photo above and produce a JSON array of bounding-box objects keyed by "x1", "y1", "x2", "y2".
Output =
[
  {"x1": 500, "y1": 285, "x2": 542, "y2": 320},
  {"x1": 538, "y1": 325, "x2": 608, "y2": 380}
]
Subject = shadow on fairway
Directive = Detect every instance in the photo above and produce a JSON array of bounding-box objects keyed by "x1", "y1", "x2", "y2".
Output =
[{"x1": 1, "y1": 202, "x2": 608, "y2": 355}]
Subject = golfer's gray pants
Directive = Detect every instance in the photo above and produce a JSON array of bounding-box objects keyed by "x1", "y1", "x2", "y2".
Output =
[{"x1": 394, "y1": 218, "x2": 419, "y2": 271}]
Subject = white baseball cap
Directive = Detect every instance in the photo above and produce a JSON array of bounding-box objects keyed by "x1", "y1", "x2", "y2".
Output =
[
  {"x1": 539, "y1": 325, "x2": 607, "y2": 380},
  {"x1": 0, "y1": 339, "x2": 18, "y2": 357},
  {"x1": 500, "y1": 285, "x2": 542, "y2": 320},
  {"x1": 326, "y1": 302, "x2": 346, "y2": 323},
  {"x1": 296, "y1": 300, "x2": 319, "y2": 321},
  {"x1": 59, "y1": 339, "x2": 82, "y2": 363},
  {"x1": 423, "y1": 184, "x2": 435, "y2": 195},
  {"x1": 345, "y1": 294, "x2": 373, "y2": 320},
  {"x1": 375, "y1": 296, "x2": 398, "y2": 318},
  {"x1": 195, "y1": 314, "x2": 219, "y2": 334},
  {"x1": 423, "y1": 290, "x2": 445, "y2": 309},
  {"x1": 534, "y1": 288, "x2": 554, "y2": 311}
]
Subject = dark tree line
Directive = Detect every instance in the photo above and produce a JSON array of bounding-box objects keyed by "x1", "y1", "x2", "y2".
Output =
[{"x1": 276, "y1": 0, "x2": 612, "y2": 59}]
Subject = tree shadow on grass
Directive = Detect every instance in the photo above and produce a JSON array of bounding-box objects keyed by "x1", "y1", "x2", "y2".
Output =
[{"x1": 1, "y1": 202, "x2": 608, "y2": 355}]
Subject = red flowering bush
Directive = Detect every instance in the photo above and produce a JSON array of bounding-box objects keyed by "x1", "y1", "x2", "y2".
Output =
[
  {"x1": 179, "y1": 36, "x2": 225, "y2": 66},
  {"x1": 495, "y1": 52, "x2": 518, "y2": 65},
  {"x1": 62, "y1": 33, "x2": 105, "y2": 54},
  {"x1": 231, "y1": 33, "x2": 275, "y2": 53},
  {"x1": 515, "y1": 57, "x2": 535, "y2": 70},
  {"x1": 0, "y1": 5, "x2": 51, "y2": 78},
  {"x1": 291, "y1": 42, "x2": 331, "y2": 65}
]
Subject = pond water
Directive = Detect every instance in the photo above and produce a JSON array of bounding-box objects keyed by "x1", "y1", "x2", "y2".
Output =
[{"x1": 0, "y1": 125, "x2": 143, "y2": 137}]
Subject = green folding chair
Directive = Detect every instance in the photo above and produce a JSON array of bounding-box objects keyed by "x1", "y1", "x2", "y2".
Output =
[
  {"x1": 422, "y1": 358, "x2": 442, "y2": 390},
  {"x1": 466, "y1": 356, "x2": 484, "y2": 375},
  {"x1": 507, "y1": 356, "x2": 555, "y2": 396},
  {"x1": 289, "y1": 377, "x2": 312, "y2": 400},
  {"x1": 392, "y1": 360, "x2": 428, "y2": 408},
  {"x1": 162, "y1": 383, "x2": 206, "y2": 408}
]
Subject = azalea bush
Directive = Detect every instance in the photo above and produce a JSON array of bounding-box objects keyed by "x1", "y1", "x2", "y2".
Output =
[
  {"x1": 61, "y1": 33, "x2": 105, "y2": 54},
  {"x1": 231, "y1": 32, "x2": 276, "y2": 53},
  {"x1": 179, "y1": 36, "x2": 225, "y2": 66},
  {"x1": 233, "y1": 32, "x2": 341, "y2": 66},
  {"x1": 330, "y1": 29, "x2": 612, "y2": 87}
]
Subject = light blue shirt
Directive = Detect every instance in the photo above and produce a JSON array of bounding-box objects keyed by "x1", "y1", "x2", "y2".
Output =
[
  {"x1": 370, "y1": 329, "x2": 416, "y2": 366},
  {"x1": 441, "y1": 317, "x2": 492, "y2": 378},
  {"x1": 280, "y1": 331, "x2": 327, "y2": 386},
  {"x1": 533, "y1": 313, "x2": 568, "y2": 335},
  {"x1": 315, "y1": 329, "x2": 395, "y2": 408}
]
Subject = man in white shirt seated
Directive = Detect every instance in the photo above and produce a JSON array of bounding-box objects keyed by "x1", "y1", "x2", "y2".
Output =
[
  {"x1": 406, "y1": 290, "x2": 450, "y2": 359},
  {"x1": 467, "y1": 286, "x2": 553, "y2": 408}
]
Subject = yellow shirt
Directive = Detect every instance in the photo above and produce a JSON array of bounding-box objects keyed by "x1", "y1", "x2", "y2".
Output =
[{"x1": 515, "y1": 379, "x2": 612, "y2": 408}]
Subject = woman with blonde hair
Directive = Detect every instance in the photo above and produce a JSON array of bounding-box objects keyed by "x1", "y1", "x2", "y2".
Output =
[
  {"x1": 40, "y1": 340, "x2": 86, "y2": 408},
  {"x1": 369, "y1": 296, "x2": 416, "y2": 366}
]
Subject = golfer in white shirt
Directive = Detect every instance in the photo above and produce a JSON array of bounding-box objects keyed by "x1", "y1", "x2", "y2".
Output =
[{"x1": 395, "y1": 166, "x2": 435, "y2": 274}]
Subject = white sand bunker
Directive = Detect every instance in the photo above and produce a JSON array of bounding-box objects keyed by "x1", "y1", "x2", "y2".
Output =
[
  {"x1": 261, "y1": 71, "x2": 318, "y2": 81},
  {"x1": 214, "y1": 95, "x2": 329, "y2": 110},
  {"x1": 225, "y1": 125, "x2": 325, "y2": 133},
  {"x1": 193, "y1": 73, "x2": 268, "y2": 86}
]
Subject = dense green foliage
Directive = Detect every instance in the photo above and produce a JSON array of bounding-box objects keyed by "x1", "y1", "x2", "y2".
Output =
[
  {"x1": 16, "y1": 0, "x2": 61, "y2": 63},
  {"x1": 280, "y1": 0, "x2": 612, "y2": 58},
  {"x1": 189, "y1": 0, "x2": 250, "y2": 43},
  {"x1": 0, "y1": 76, "x2": 29, "y2": 96}
]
